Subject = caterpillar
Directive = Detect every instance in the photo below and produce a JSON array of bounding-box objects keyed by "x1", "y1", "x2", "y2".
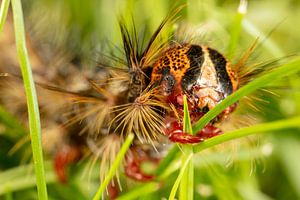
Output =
[
  {"x1": 0, "y1": 2, "x2": 293, "y2": 199},
  {"x1": 50, "y1": 12, "x2": 243, "y2": 182},
  {"x1": 0, "y1": 8, "x2": 253, "y2": 181}
]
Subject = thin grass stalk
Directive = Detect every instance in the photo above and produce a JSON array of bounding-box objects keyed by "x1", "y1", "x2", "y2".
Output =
[
  {"x1": 0, "y1": 172, "x2": 55, "y2": 196},
  {"x1": 156, "y1": 145, "x2": 179, "y2": 177},
  {"x1": 242, "y1": 19, "x2": 284, "y2": 57},
  {"x1": 183, "y1": 95, "x2": 193, "y2": 135},
  {"x1": 226, "y1": 0, "x2": 247, "y2": 59},
  {"x1": 179, "y1": 95, "x2": 194, "y2": 200},
  {"x1": 11, "y1": 0, "x2": 48, "y2": 199},
  {"x1": 179, "y1": 150, "x2": 193, "y2": 200},
  {"x1": 168, "y1": 153, "x2": 193, "y2": 200},
  {"x1": 93, "y1": 133, "x2": 134, "y2": 200},
  {"x1": 193, "y1": 57, "x2": 300, "y2": 133},
  {"x1": 0, "y1": 0, "x2": 10, "y2": 33},
  {"x1": 0, "y1": 162, "x2": 55, "y2": 196},
  {"x1": 0, "y1": 105, "x2": 27, "y2": 139},
  {"x1": 116, "y1": 182, "x2": 160, "y2": 200},
  {"x1": 5, "y1": 192, "x2": 12, "y2": 200}
]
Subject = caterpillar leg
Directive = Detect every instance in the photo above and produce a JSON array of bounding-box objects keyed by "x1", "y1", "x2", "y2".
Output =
[
  {"x1": 164, "y1": 116, "x2": 222, "y2": 144},
  {"x1": 107, "y1": 180, "x2": 119, "y2": 200},
  {"x1": 124, "y1": 146, "x2": 158, "y2": 182},
  {"x1": 54, "y1": 144, "x2": 82, "y2": 183}
]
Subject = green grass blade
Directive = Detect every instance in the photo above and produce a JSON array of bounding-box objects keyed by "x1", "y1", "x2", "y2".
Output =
[
  {"x1": 0, "y1": 105, "x2": 27, "y2": 139},
  {"x1": 179, "y1": 95, "x2": 194, "y2": 200},
  {"x1": 0, "y1": 162, "x2": 56, "y2": 196},
  {"x1": 242, "y1": 19, "x2": 284, "y2": 58},
  {"x1": 0, "y1": 172, "x2": 55, "y2": 196},
  {"x1": 156, "y1": 145, "x2": 179, "y2": 177},
  {"x1": 168, "y1": 153, "x2": 193, "y2": 200},
  {"x1": 193, "y1": 116, "x2": 300, "y2": 153},
  {"x1": 275, "y1": 138, "x2": 300, "y2": 198},
  {"x1": 4, "y1": 192, "x2": 12, "y2": 200},
  {"x1": 156, "y1": 96, "x2": 194, "y2": 181},
  {"x1": 227, "y1": 0, "x2": 247, "y2": 59},
  {"x1": 179, "y1": 150, "x2": 194, "y2": 200},
  {"x1": 193, "y1": 57, "x2": 300, "y2": 133},
  {"x1": 93, "y1": 133, "x2": 134, "y2": 200},
  {"x1": 116, "y1": 182, "x2": 160, "y2": 200},
  {"x1": 11, "y1": 0, "x2": 48, "y2": 199},
  {"x1": 183, "y1": 95, "x2": 193, "y2": 134},
  {"x1": 0, "y1": 0, "x2": 10, "y2": 33}
]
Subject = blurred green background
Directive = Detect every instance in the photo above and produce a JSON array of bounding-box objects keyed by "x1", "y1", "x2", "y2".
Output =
[{"x1": 1, "y1": 0, "x2": 300, "y2": 199}]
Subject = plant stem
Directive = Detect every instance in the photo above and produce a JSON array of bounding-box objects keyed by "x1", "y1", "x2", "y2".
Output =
[
  {"x1": 179, "y1": 147, "x2": 194, "y2": 200},
  {"x1": 116, "y1": 182, "x2": 160, "y2": 200},
  {"x1": 0, "y1": 105, "x2": 27, "y2": 139},
  {"x1": 11, "y1": 0, "x2": 48, "y2": 199},
  {"x1": 0, "y1": 163, "x2": 56, "y2": 196},
  {"x1": 0, "y1": 0, "x2": 10, "y2": 33},
  {"x1": 179, "y1": 95, "x2": 194, "y2": 200},
  {"x1": 183, "y1": 95, "x2": 193, "y2": 134},
  {"x1": 168, "y1": 153, "x2": 193, "y2": 200},
  {"x1": 227, "y1": 0, "x2": 247, "y2": 59},
  {"x1": 242, "y1": 19, "x2": 284, "y2": 58},
  {"x1": 93, "y1": 133, "x2": 134, "y2": 200},
  {"x1": 156, "y1": 145, "x2": 179, "y2": 177}
]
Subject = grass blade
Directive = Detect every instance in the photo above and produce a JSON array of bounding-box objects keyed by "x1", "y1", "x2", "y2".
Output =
[
  {"x1": 168, "y1": 153, "x2": 193, "y2": 200},
  {"x1": 179, "y1": 95, "x2": 194, "y2": 200},
  {"x1": 183, "y1": 95, "x2": 193, "y2": 134},
  {"x1": 93, "y1": 133, "x2": 134, "y2": 200},
  {"x1": 0, "y1": 105, "x2": 27, "y2": 139},
  {"x1": 0, "y1": 0, "x2": 10, "y2": 33},
  {"x1": 156, "y1": 145, "x2": 179, "y2": 177},
  {"x1": 193, "y1": 116, "x2": 300, "y2": 153},
  {"x1": 227, "y1": 0, "x2": 247, "y2": 59},
  {"x1": 11, "y1": 0, "x2": 48, "y2": 199},
  {"x1": 193, "y1": 57, "x2": 300, "y2": 133},
  {"x1": 116, "y1": 182, "x2": 160, "y2": 200},
  {"x1": 179, "y1": 150, "x2": 194, "y2": 200},
  {"x1": 0, "y1": 162, "x2": 56, "y2": 195},
  {"x1": 242, "y1": 19, "x2": 284, "y2": 58}
]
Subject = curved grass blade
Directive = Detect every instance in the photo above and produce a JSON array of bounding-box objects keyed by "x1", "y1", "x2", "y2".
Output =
[
  {"x1": 179, "y1": 150, "x2": 194, "y2": 200},
  {"x1": 243, "y1": 19, "x2": 284, "y2": 58},
  {"x1": 93, "y1": 133, "x2": 134, "y2": 200},
  {"x1": 193, "y1": 57, "x2": 300, "y2": 133},
  {"x1": 194, "y1": 116, "x2": 300, "y2": 153},
  {"x1": 168, "y1": 153, "x2": 193, "y2": 200},
  {"x1": 0, "y1": 0, "x2": 10, "y2": 33},
  {"x1": 156, "y1": 145, "x2": 179, "y2": 177},
  {"x1": 0, "y1": 105, "x2": 27, "y2": 139},
  {"x1": 0, "y1": 162, "x2": 56, "y2": 196},
  {"x1": 11, "y1": 0, "x2": 47, "y2": 199},
  {"x1": 183, "y1": 95, "x2": 193, "y2": 134},
  {"x1": 179, "y1": 95, "x2": 194, "y2": 200},
  {"x1": 116, "y1": 182, "x2": 160, "y2": 200},
  {"x1": 227, "y1": 0, "x2": 247, "y2": 59}
]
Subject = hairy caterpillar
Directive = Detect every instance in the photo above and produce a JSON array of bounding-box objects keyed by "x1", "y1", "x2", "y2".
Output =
[{"x1": 1, "y1": 2, "x2": 295, "y2": 199}]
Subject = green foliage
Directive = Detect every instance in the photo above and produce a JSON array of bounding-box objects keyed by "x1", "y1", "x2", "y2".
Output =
[{"x1": 0, "y1": 0, "x2": 300, "y2": 200}]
